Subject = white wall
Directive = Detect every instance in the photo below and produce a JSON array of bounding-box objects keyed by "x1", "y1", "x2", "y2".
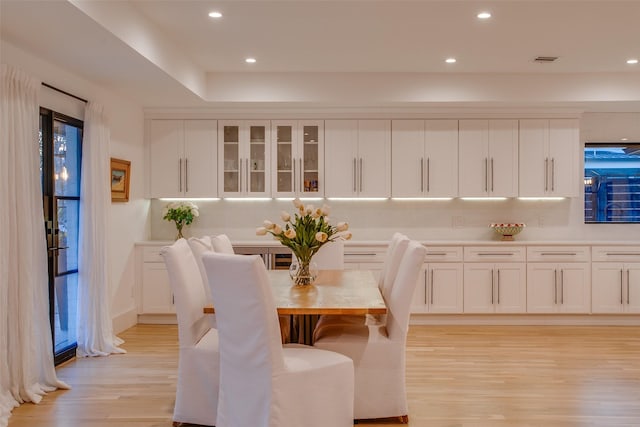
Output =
[{"x1": 1, "y1": 39, "x2": 148, "y2": 334}]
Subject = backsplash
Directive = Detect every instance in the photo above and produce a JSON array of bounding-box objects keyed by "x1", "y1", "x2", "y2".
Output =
[{"x1": 149, "y1": 197, "x2": 636, "y2": 242}]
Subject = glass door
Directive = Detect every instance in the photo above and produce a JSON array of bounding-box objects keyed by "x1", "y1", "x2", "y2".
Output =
[
  {"x1": 248, "y1": 124, "x2": 267, "y2": 194},
  {"x1": 273, "y1": 122, "x2": 295, "y2": 196},
  {"x1": 40, "y1": 108, "x2": 83, "y2": 365},
  {"x1": 221, "y1": 124, "x2": 240, "y2": 194}
]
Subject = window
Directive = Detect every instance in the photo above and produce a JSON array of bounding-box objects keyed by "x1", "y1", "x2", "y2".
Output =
[{"x1": 584, "y1": 143, "x2": 640, "y2": 223}]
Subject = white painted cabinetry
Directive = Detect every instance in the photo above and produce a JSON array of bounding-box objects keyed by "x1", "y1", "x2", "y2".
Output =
[
  {"x1": 592, "y1": 247, "x2": 640, "y2": 313},
  {"x1": 139, "y1": 246, "x2": 175, "y2": 314},
  {"x1": 412, "y1": 247, "x2": 463, "y2": 313},
  {"x1": 391, "y1": 120, "x2": 458, "y2": 198},
  {"x1": 519, "y1": 119, "x2": 579, "y2": 197},
  {"x1": 458, "y1": 120, "x2": 519, "y2": 197},
  {"x1": 271, "y1": 120, "x2": 324, "y2": 198},
  {"x1": 325, "y1": 120, "x2": 391, "y2": 198},
  {"x1": 463, "y1": 247, "x2": 526, "y2": 313},
  {"x1": 218, "y1": 120, "x2": 270, "y2": 197},
  {"x1": 526, "y1": 246, "x2": 591, "y2": 313},
  {"x1": 148, "y1": 120, "x2": 217, "y2": 198}
]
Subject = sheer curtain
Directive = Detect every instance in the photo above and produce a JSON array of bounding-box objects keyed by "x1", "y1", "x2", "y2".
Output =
[
  {"x1": 76, "y1": 102, "x2": 125, "y2": 357},
  {"x1": 0, "y1": 64, "x2": 69, "y2": 427}
]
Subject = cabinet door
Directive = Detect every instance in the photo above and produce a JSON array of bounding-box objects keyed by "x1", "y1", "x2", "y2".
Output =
[
  {"x1": 272, "y1": 121, "x2": 296, "y2": 197},
  {"x1": 459, "y1": 120, "x2": 489, "y2": 197},
  {"x1": 627, "y1": 264, "x2": 640, "y2": 313},
  {"x1": 358, "y1": 120, "x2": 391, "y2": 198},
  {"x1": 219, "y1": 121, "x2": 242, "y2": 195},
  {"x1": 149, "y1": 120, "x2": 183, "y2": 198},
  {"x1": 325, "y1": 120, "x2": 358, "y2": 198},
  {"x1": 494, "y1": 263, "x2": 526, "y2": 313},
  {"x1": 425, "y1": 120, "x2": 459, "y2": 197},
  {"x1": 184, "y1": 120, "x2": 217, "y2": 198},
  {"x1": 428, "y1": 263, "x2": 464, "y2": 313},
  {"x1": 411, "y1": 267, "x2": 429, "y2": 313},
  {"x1": 246, "y1": 121, "x2": 270, "y2": 196},
  {"x1": 141, "y1": 263, "x2": 174, "y2": 314},
  {"x1": 527, "y1": 263, "x2": 558, "y2": 313},
  {"x1": 557, "y1": 263, "x2": 590, "y2": 313},
  {"x1": 463, "y1": 264, "x2": 494, "y2": 313},
  {"x1": 392, "y1": 120, "x2": 424, "y2": 197},
  {"x1": 519, "y1": 119, "x2": 548, "y2": 197},
  {"x1": 549, "y1": 119, "x2": 579, "y2": 197},
  {"x1": 591, "y1": 263, "x2": 625, "y2": 313},
  {"x1": 488, "y1": 120, "x2": 518, "y2": 197},
  {"x1": 300, "y1": 121, "x2": 324, "y2": 196}
]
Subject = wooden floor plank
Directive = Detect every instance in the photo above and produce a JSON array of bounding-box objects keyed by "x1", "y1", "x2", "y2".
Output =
[{"x1": 8, "y1": 324, "x2": 640, "y2": 427}]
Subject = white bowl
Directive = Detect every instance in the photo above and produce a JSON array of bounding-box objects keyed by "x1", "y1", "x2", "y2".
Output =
[{"x1": 490, "y1": 223, "x2": 526, "y2": 241}]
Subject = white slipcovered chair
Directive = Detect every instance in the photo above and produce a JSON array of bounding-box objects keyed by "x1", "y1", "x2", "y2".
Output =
[
  {"x1": 313, "y1": 240, "x2": 427, "y2": 422},
  {"x1": 313, "y1": 233, "x2": 410, "y2": 339},
  {"x1": 187, "y1": 236, "x2": 216, "y2": 328},
  {"x1": 211, "y1": 233, "x2": 235, "y2": 254},
  {"x1": 160, "y1": 239, "x2": 219, "y2": 427},
  {"x1": 313, "y1": 240, "x2": 345, "y2": 270},
  {"x1": 202, "y1": 252, "x2": 355, "y2": 427}
]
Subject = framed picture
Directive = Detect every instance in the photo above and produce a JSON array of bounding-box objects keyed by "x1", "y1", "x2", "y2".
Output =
[{"x1": 110, "y1": 157, "x2": 131, "y2": 202}]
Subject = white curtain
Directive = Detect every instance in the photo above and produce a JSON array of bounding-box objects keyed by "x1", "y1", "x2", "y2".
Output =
[
  {"x1": 0, "y1": 64, "x2": 69, "y2": 427},
  {"x1": 76, "y1": 102, "x2": 125, "y2": 357}
]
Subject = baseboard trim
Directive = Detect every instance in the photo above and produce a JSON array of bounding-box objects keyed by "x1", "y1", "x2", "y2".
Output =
[
  {"x1": 137, "y1": 313, "x2": 178, "y2": 325},
  {"x1": 410, "y1": 314, "x2": 640, "y2": 326},
  {"x1": 112, "y1": 307, "x2": 138, "y2": 334}
]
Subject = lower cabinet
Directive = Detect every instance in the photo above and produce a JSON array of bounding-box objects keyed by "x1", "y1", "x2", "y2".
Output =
[
  {"x1": 139, "y1": 246, "x2": 175, "y2": 314},
  {"x1": 412, "y1": 263, "x2": 464, "y2": 313},
  {"x1": 463, "y1": 263, "x2": 527, "y2": 313},
  {"x1": 591, "y1": 246, "x2": 640, "y2": 314},
  {"x1": 526, "y1": 263, "x2": 591, "y2": 313}
]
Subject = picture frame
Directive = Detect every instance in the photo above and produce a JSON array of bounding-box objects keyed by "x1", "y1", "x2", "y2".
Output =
[{"x1": 110, "y1": 157, "x2": 131, "y2": 202}]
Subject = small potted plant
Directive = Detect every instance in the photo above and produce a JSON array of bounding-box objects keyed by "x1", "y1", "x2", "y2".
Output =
[{"x1": 162, "y1": 201, "x2": 199, "y2": 240}]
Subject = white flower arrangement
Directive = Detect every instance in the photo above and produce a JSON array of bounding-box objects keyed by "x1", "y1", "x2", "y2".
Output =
[{"x1": 162, "y1": 201, "x2": 199, "y2": 239}]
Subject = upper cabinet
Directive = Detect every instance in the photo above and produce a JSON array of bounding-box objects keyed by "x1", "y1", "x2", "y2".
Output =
[
  {"x1": 325, "y1": 120, "x2": 391, "y2": 198},
  {"x1": 519, "y1": 119, "x2": 579, "y2": 197},
  {"x1": 271, "y1": 121, "x2": 324, "y2": 198},
  {"x1": 459, "y1": 120, "x2": 519, "y2": 198},
  {"x1": 148, "y1": 119, "x2": 217, "y2": 198},
  {"x1": 392, "y1": 120, "x2": 458, "y2": 198},
  {"x1": 218, "y1": 121, "x2": 271, "y2": 198}
]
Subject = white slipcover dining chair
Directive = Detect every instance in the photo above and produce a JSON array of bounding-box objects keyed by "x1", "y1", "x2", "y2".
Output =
[
  {"x1": 211, "y1": 233, "x2": 235, "y2": 254},
  {"x1": 187, "y1": 236, "x2": 217, "y2": 328},
  {"x1": 313, "y1": 240, "x2": 426, "y2": 422},
  {"x1": 160, "y1": 239, "x2": 219, "y2": 427},
  {"x1": 313, "y1": 240, "x2": 345, "y2": 270},
  {"x1": 202, "y1": 252, "x2": 355, "y2": 427},
  {"x1": 313, "y1": 233, "x2": 410, "y2": 339}
]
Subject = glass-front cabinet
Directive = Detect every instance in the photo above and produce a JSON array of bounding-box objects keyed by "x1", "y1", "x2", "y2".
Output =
[
  {"x1": 218, "y1": 120, "x2": 270, "y2": 197},
  {"x1": 271, "y1": 120, "x2": 324, "y2": 198}
]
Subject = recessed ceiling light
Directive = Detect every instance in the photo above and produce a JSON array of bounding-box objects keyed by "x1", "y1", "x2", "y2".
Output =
[
  {"x1": 477, "y1": 12, "x2": 492, "y2": 19},
  {"x1": 245, "y1": 58, "x2": 257, "y2": 64},
  {"x1": 621, "y1": 137, "x2": 629, "y2": 141},
  {"x1": 208, "y1": 11, "x2": 222, "y2": 18},
  {"x1": 445, "y1": 58, "x2": 457, "y2": 64},
  {"x1": 627, "y1": 58, "x2": 639, "y2": 64}
]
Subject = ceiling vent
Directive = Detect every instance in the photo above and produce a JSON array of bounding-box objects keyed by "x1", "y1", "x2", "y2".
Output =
[{"x1": 534, "y1": 56, "x2": 559, "y2": 63}]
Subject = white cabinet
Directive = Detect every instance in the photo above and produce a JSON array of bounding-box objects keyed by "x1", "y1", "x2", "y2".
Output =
[
  {"x1": 519, "y1": 119, "x2": 579, "y2": 197},
  {"x1": 592, "y1": 247, "x2": 640, "y2": 313},
  {"x1": 271, "y1": 120, "x2": 324, "y2": 198},
  {"x1": 459, "y1": 120, "x2": 518, "y2": 197},
  {"x1": 412, "y1": 247, "x2": 463, "y2": 313},
  {"x1": 218, "y1": 120, "x2": 270, "y2": 197},
  {"x1": 344, "y1": 245, "x2": 386, "y2": 284},
  {"x1": 148, "y1": 120, "x2": 217, "y2": 198},
  {"x1": 325, "y1": 120, "x2": 391, "y2": 198},
  {"x1": 463, "y1": 246, "x2": 526, "y2": 313},
  {"x1": 139, "y1": 246, "x2": 175, "y2": 314},
  {"x1": 526, "y1": 246, "x2": 591, "y2": 314},
  {"x1": 392, "y1": 120, "x2": 458, "y2": 198}
]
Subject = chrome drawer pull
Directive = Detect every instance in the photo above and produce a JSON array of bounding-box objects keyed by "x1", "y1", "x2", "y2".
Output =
[
  {"x1": 540, "y1": 252, "x2": 577, "y2": 256},
  {"x1": 606, "y1": 252, "x2": 640, "y2": 256},
  {"x1": 477, "y1": 252, "x2": 516, "y2": 256}
]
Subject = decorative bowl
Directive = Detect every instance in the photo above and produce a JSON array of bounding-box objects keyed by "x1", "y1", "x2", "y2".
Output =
[{"x1": 490, "y1": 223, "x2": 526, "y2": 241}]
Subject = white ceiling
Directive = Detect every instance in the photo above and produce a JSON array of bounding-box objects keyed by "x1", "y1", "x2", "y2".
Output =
[{"x1": 1, "y1": 0, "x2": 639, "y2": 110}]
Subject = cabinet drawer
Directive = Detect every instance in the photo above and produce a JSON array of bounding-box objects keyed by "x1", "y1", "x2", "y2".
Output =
[
  {"x1": 344, "y1": 248, "x2": 386, "y2": 264},
  {"x1": 143, "y1": 246, "x2": 166, "y2": 263},
  {"x1": 592, "y1": 246, "x2": 640, "y2": 262},
  {"x1": 424, "y1": 246, "x2": 463, "y2": 262},
  {"x1": 464, "y1": 246, "x2": 525, "y2": 262},
  {"x1": 527, "y1": 246, "x2": 590, "y2": 262}
]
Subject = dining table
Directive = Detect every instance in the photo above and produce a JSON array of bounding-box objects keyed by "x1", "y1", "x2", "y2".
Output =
[{"x1": 204, "y1": 269, "x2": 386, "y2": 344}]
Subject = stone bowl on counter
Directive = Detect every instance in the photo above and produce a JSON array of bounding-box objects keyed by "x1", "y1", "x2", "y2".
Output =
[{"x1": 490, "y1": 223, "x2": 526, "y2": 241}]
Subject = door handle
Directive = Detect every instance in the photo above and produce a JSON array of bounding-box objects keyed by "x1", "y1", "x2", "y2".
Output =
[
  {"x1": 544, "y1": 158, "x2": 548, "y2": 192},
  {"x1": 484, "y1": 158, "x2": 488, "y2": 193},
  {"x1": 359, "y1": 158, "x2": 363, "y2": 192},
  {"x1": 420, "y1": 158, "x2": 424, "y2": 193},
  {"x1": 551, "y1": 158, "x2": 555, "y2": 192},
  {"x1": 430, "y1": 269, "x2": 434, "y2": 305},
  {"x1": 621, "y1": 269, "x2": 624, "y2": 305},
  {"x1": 490, "y1": 157, "x2": 494, "y2": 192},
  {"x1": 491, "y1": 269, "x2": 495, "y2": 304},
  {"x1": 560, "y1": 269, "x2": 564, "y2": 304},
  {"x1": 185, "y1": 158, "x2": 189, "y2": 193},
  {"x1": 293, "y1": 159, "x2": 297, "y2": 192},
  {"x1": 554, "y1": 269, "x2": 558, "y2": 304},
  {"x1": 179, "y1": 158, "x2": 183, "y2": 192},
  {"x1": 353, "y1": 158, "x2": 357, "y2": 193},
  {"x1": 628, "y1": 269, "x2": 631, "y2": 305},
  {"x1": 427, "y1": 157, "x2": 430, "y2": 192}
]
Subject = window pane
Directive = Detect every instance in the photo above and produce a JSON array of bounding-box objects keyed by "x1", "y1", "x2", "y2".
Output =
[
  {"x1": 57, "y1": 198, "x2": 79, "y2": 273},
  {"x1": 54, "y1": 120, "x2": 82, "y2": 197},
  {"x1": 54, "y1": 273, "x2": 78, "y2": 354},
  {"x1": 585, "y1": 144, "x2": 640, "y2": 223}
]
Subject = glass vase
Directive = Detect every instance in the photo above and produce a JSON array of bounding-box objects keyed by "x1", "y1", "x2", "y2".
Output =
[
  {"x1": 289, "y1": 258, "x2": 318, "y2": 286},
  {"x1": 176, "y1": 225, "x2": 184, "y2": 240}
]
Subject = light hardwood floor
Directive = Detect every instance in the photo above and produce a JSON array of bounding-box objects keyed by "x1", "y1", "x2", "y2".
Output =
[{"x1": 8, "y1": 324, "x2": 640, "y2": 427}]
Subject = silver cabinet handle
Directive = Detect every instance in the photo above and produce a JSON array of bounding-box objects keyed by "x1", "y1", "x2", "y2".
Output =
[
  {"x1": 628, "y1": 269, "x2": 631, "y2": 305},
  {"x1": 478, "y1": 252, "x2": 516, "y2": 256},
  {"x1": 299, "y1": 158, "x2": 303, "y2": 193},
  {"x1": 541, "y1": 252, "x2": 578, "y2": 256},
  {"x1": 497, "y1": 269, "x2": 500, "y2": 304},
  {"x1": 491, "y1": 157, "x2": 494, "y2": 192},
  {"x1": 424, "y1": 270, "x2": 428, "y2": 306},
  {"x1": 426, "y1": 252, "x2": 447, "y2": 256},
  {"x1": 560, "y1": 269, "x2": 564, "y2": 304},
  {"x1": 621, "y1": 269, "x2": 624, "y2": 305},
  {"x1": 239, "y1": 157, "x2": 242, "y2": 192},
  {"x1": 430, "y1": 269, "x2": 434, "y2": 305},
  {"x1": 293, "y1": 159, "x2": 297, "y2": 192},
  {"x1": 551, "y1": 158, "x2": 555, "y2": 192},
  {"x1": 345, "y1": 252, "x2": 378, "y2": 257},
  {"x1": 420, "y1": 158, "x2": 424, "y2": 193},
  {"x1": 185, "y1": 158, "x2": 189, "y2": 193},
  {"x1": 179, "y1": 158, "x2": 183, "y2": 192},
  {"x1": 353, "y1": 158, "x2": 357, "y2": 192},
  {"x1": 554, "y1": 269, "x2": 558, "y2": 304},
  {"x1": 544, "y1": 158, "x2": 548, "y2": 192},
  {"x1": 491, "y1": 269, "x2": 495, "y2": 304},
  {"x1": 606, "y1": 252, "x2": 640, "y2": 256},
  {"x1": 426, "y1": 157, "x2": 431, "y2": 193},
  {"x1": 484, "y1": 158, "x2": 488, "y2": 192},
  {"x1": 359, "y1": 157, "x2": 363, "y2": 192}
]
